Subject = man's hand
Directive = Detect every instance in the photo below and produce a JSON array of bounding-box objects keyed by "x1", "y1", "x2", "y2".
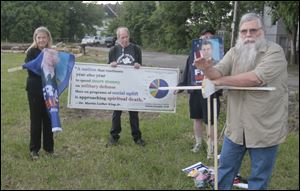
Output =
[
  {"x1": 194, "y1": 58, "x2": 212, "y2": 70},
  {"x1": 212, "y1": 78, "x2": 221, "y2": 86},
  {"x1": 134, "y1": 62, "x2": 141, "y2": 69},
  {"x1": 110, "y1": 61, "x2": 118, "y2": 67}
]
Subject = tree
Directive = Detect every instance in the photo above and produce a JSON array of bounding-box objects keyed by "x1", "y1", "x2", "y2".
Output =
[
  {"x1": 190, "y1": 1, "x2": 232, "y2": 33},
  {"x1": 1, "y1": 1, "x2": 105, "y2": 43},
  {"x1": 190, "y1": 1, "x2": 232, "y2": 50},
  {"x1": 148, "y1": 1, "x2": 192, "y2": 53},
  {"x1": 107, "y1": 1, "x2": 156, "y2": 46},
  {"x1": 266, "y1": 1, "x2": 299, "y2": 65},
  {"x1": 108, "y1": 1, "x2": 192, "y2": 53}
]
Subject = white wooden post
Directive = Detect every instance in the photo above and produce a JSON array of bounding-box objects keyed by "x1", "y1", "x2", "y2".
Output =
[
  {"x1": 207, "y1": 96, "x2": 212, "y2": 159},
  {"x1": 213, "y1": 97, "x2": 218, "y2": 190}
]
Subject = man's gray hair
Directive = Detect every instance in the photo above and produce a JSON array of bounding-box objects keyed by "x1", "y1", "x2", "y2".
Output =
[
  {"x1": 239, "y1": 13, "x2": 264, "y2": 31},
  {"x1": 116, "y1": 27, "x2": 130, "y2": 38}
]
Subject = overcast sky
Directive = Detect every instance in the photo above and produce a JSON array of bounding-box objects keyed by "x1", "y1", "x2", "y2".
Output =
[
  {"x1": 83, "y1": 1, "x2": 122, "y2": 5},
  {"x1": 99, "y1": 1, "x2": 122, "y2": 4}
]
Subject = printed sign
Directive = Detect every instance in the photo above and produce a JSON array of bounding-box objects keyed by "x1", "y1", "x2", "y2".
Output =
[
  {"x1": 191, "y1": 37, "x2": 224, "y2": 86},
  {"x1": 68, "y1": 63, "x2": 179, "y2": 112}
]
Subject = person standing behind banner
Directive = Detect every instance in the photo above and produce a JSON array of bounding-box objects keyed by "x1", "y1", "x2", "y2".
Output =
[
  {"x1": 175, "y1": 28, "x2": 221, "y2": 155},
  {"x1": 195, "y1": 13, "x2": 288, "y2": 190},
  {"x1": 25, "y1": 26, "x2": 54, "y2": 160},
  {"x1": 106, "y1": 27, "x2": 145, "y2": 147}
]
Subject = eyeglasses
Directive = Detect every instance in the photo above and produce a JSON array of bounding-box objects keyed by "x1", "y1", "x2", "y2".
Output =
[{"x1": 240, "y1": 27, "x2": 262, "y2": 35}]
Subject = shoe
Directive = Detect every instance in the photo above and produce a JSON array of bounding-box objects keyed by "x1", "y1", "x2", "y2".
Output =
[
  {"x1": 135, "y1": 139, "x2": 145, "y2": 147},
  {"x1": 190, "y1": 143, "x2": 201, "y2": 153},
  {"x1": 106, "y1": 137, "x2": 118, "y2": 147},
  {"x1": 234, "y1": 174, "x2": 248, "y2": 184},
  {"x1": 30, "y1": 151, "x2": 39, "y2": 160}
]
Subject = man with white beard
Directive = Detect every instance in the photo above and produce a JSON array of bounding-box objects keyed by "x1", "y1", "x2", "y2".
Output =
[{"x1": 195, "y1": 13, "x2": 288, "y2": 189}]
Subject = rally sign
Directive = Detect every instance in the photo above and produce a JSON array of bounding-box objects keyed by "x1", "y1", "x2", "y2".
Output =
[{"x1": 68, "y1": 63, "x2": 179, "y2": 113}]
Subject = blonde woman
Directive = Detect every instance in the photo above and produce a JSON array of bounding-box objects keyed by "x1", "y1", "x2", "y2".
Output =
[{"x1": 25, "y1": 26, "x2": 54, "y2": 160}]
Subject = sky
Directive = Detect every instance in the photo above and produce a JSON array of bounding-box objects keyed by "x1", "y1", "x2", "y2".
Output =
[
  {"x1": 98, "y1": 1, "x2": 122, "y2": 4},
  {"x1": 83, "y1": 1, "x2": 122, "y2": 5}
]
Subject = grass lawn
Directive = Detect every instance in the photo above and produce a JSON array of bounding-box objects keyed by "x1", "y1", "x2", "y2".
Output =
[{"x1": 1, "y1": 52, "x2": 299, "y2": 189}]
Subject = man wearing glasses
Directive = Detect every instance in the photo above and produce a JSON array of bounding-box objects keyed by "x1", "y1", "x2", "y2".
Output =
[{"x1": 195, "y1": 13, "x2": 288, "y2": 189}]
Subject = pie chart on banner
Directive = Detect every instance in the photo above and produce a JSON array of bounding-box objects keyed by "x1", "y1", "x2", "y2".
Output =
[{"x1": 149, "y1": 79, "x2": 169, "y2": 98}]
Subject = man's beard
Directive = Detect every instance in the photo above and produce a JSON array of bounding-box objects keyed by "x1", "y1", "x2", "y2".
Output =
[{"x1": 235, "y1": 36, "x2": 266, "y2": 73}]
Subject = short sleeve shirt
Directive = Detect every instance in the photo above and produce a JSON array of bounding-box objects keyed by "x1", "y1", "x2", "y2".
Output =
[{"x1": 214, "y1": 41, "x2": 288, "y2": 148}]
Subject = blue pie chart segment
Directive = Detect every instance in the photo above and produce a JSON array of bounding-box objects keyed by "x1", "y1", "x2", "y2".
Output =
[{"x1": 149, "y1": 79, "x2": 169, "y2": 98}]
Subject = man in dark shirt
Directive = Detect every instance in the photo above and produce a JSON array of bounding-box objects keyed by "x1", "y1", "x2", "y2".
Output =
[
  {"x1": 175, "y1": 29, "x2": 220, "y2": 157},
  {"x1": 106, "y1": 27, "x2": 145, "y2": 147}
]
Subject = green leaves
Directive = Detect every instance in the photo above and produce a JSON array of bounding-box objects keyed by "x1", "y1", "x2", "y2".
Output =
[{"x1": 1, "y1": 1, "x2": 105, "y2": 42}]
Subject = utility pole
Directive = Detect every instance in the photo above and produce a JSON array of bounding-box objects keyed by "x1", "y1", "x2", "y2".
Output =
[
  {"x1": 105, "y1": 4, "x2": 118, "y2": 17},
  {"x1": 230, "y1": 1, "x2": 239, "y2": 47}
]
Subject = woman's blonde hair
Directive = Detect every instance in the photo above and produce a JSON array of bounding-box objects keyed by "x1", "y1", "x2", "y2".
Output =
[{"x1": 26, "y1": 26, "x2": 53, "y2": 53}]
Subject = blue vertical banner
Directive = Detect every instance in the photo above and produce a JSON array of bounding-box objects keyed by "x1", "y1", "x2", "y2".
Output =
[{"x1": 23, "y1": 48, "x2": 75, "y2": 132}]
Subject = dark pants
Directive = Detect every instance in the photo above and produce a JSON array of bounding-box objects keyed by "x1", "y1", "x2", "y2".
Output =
[
  {"x1": 189, "y1": 90, "x2": 220, "y2": 124},
  {"x1": 110, "y1": 110, "x2": 141, "y2": 142},
  {"x1": 27, "y1": 91, "x2": 53, "y2": 153}
]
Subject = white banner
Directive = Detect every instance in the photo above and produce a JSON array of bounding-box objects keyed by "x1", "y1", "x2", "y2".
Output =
[{"x1": 67, "y1": 62, "x2": 179, "y2": 112}]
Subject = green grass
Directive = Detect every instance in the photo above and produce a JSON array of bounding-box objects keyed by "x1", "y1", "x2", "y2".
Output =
[{"x1": 1, "y1": 52, "x2": 299, "y2": 189}]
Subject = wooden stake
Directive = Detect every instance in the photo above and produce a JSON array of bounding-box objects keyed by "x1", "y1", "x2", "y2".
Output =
[
  {"x1": 214, "y1": 97, "x2": 218, "y2": 190},
  {"x1": 207, "y1": 96, "x2": 212, "y2": 159}
]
